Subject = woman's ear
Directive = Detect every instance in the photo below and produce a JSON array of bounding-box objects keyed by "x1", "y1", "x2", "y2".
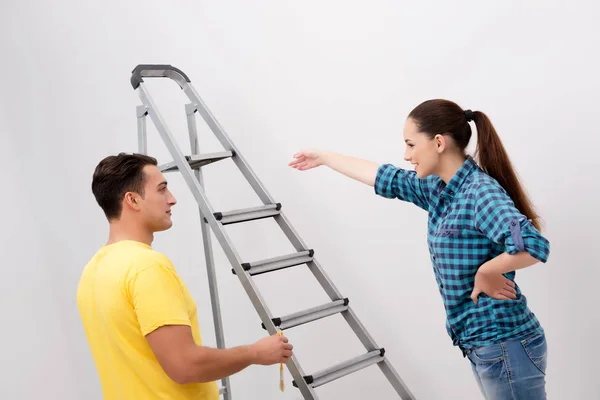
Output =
[{"x1": 434, "y1": 134, "x2": 447, "y2": 153}]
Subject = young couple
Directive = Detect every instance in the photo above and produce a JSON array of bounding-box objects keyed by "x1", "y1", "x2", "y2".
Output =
[{"x1": 79, "y1": 98, "x2": 549, "y2": 400}]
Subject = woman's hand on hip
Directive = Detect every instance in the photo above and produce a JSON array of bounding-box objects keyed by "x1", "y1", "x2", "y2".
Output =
[{"x1": 471, "y1": 266, "x2": 517, "y2": 304}]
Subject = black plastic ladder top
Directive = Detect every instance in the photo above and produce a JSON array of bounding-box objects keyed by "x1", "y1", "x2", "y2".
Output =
[{"x1": 130, "y1": 64, "x2": 191, "y2": 89}]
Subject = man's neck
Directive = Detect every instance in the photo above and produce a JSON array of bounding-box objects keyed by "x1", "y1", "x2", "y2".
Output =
[{"x1": 106, "y1": 220, "x2": 153, "y2": 247}]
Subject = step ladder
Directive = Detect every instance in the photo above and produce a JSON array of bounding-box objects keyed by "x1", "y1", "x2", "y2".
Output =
[{"x1": 130, "y1": 64, "x2": 415, "y2": 400}]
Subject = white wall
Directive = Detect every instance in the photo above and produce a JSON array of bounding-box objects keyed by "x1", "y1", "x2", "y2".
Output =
[{"x1": 1, "y1": 1, "x2": 599, "y2": 399}]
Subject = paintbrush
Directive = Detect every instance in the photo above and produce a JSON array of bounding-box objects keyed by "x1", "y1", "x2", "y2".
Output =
[{"x1": 279, "y1": 330, "x2": 285, "y2": 392}]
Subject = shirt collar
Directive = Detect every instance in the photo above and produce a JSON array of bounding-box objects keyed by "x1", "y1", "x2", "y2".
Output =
[{"x1": 438, "y1": 156, "x2": 478, "y2": 199}]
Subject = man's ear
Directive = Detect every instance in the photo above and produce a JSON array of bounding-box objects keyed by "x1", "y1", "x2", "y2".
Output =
[{"x1": 124, "y1": 192, "x2": 141, "y2": 211}]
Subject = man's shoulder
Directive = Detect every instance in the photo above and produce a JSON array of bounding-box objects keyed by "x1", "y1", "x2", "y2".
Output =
[
  {"x1": 132, "y1": 246, "x2": 171, "y2": 264},
  {"x1": 125, "y1": 247, "x2": 176, "y2": 277},
  {"x1": 82, "y1": 241, "x2": 176, "y2": 278}
]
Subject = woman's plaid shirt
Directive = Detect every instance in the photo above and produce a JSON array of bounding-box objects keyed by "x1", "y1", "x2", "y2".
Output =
[{"x1": 374, "y1": 156, "x2": 550, "y2": 350}]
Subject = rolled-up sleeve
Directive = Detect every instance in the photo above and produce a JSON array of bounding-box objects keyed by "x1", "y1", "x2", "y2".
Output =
[
  {"x1": 474, "y1": 184, "x2": 550, "y2": 263},
  {"x1": 374, "y1": 164, "x2": 437, "y2": 211}
]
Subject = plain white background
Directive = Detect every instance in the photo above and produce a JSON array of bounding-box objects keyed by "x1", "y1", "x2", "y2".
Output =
[{"x1": 1, "y1": 1, "x2": 599, "y2": 399}]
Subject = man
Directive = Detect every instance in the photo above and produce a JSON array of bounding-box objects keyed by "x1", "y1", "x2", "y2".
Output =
[{"x1": 77, "y1": 153, "x2": 293, "y2": 399}]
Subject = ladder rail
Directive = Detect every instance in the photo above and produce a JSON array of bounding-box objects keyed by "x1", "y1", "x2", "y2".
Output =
[
  {"x1": 135, "y1": 81, "x2": 319, "y2": 400},
  {"x1": 136, "y1": 105, "x2": 149, "y2": 154},
  {"x1": 185, "y1": 102, "x2": 233, "y2": 400}
]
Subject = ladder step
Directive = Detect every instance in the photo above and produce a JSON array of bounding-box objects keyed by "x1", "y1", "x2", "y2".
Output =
[
  {"x1": 233, "y1": 250, "x2": 315, "y2": 276},
  {"x1": 293, "y1": 349, "x2": 386, "y2": 389},
  {"x1": 262, "y1": 298, "x2": 349, "y2": 330},
  {"x1": 159, "y1": 151, "x2": 233, "y2": 172},
  {"x1": 214, "y1": 203, "x2": 281, "y2": 225}
]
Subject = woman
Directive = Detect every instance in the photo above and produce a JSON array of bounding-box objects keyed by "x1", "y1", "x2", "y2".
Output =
[{"x1": 289, "y1": 99, "x2": 550, "y2": 399}]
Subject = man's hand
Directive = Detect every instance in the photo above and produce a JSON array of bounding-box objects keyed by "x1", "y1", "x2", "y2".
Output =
[
  {"x1": 146, "y1": 326, "x2": 294, "y2": 384},
  {"x1": 250, "y1": 333, "x2": 293, "y2": 365},
  {"x1": 471, "y1": 266, "x2": 517, "y2": 305}
]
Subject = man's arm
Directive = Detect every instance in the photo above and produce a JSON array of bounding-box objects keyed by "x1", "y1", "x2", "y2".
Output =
[
  {"x1": 129, "y1": 262, "x2": 293, "y2": 385},
  {"x1": 146, "y1": 325, "x2": 292, "y2": 384}
]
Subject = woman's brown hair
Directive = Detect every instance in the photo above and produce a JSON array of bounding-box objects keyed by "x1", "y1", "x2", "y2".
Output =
[{"x1": 408, "y1": 99, "x2": 541, "y2": 230}]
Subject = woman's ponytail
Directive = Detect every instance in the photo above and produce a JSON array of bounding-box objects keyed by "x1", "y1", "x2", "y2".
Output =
[{"x1": 473, "y1": 111, "x2": 541, "y2": 230}]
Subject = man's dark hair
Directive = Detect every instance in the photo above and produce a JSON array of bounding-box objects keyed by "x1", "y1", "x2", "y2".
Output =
[{"x1": 91, "y1": 152, "x2": 158, "y2": 220}]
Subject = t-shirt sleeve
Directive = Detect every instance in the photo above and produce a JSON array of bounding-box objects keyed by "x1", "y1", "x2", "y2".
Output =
[
  {"x1": 474, "y1": 184, "x2": 550, "y2": 263},
  {"x1": 374, "y1": 164, "x2": 438, "y2": 211},
  {"x1": 128, "y1": 263, "x2": 192, "y2": 336}
]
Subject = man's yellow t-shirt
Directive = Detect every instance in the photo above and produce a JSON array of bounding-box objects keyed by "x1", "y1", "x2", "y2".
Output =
[{"x1": 77, "y1": 240, "x2": 219, "y2": 400}]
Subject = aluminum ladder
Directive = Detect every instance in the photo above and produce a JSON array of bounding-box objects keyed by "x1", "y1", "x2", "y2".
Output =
[{"x1": 131, "y1": 64, "x2": 415, "y2": 400}]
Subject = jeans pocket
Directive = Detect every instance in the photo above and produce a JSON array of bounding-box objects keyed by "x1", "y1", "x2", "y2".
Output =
[
  {"x1": 470, "y1": 343, "x2": 504, "y2": 363},
  {"x1": 521, "y1": 334, "x2": 548, "y2": 375}
]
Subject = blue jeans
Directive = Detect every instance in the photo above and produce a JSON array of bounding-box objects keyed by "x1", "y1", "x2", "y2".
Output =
[{"x1": 466, "y1": 333, "x2": 548, "y2": 399}]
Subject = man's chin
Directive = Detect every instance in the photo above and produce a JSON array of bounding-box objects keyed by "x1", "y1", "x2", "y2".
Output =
[{"x1": 154, "y1": 221, "x2": 173, "y2": 232}]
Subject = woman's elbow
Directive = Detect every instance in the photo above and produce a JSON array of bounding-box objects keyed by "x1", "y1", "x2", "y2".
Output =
[{"x1": 523, "y1": 245, "x2": 550, "y2": 265}]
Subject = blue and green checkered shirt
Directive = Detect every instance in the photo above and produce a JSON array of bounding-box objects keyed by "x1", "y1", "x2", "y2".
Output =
[{"x1": 374, "y1": 156, "x2": 550, "y2": 350}]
